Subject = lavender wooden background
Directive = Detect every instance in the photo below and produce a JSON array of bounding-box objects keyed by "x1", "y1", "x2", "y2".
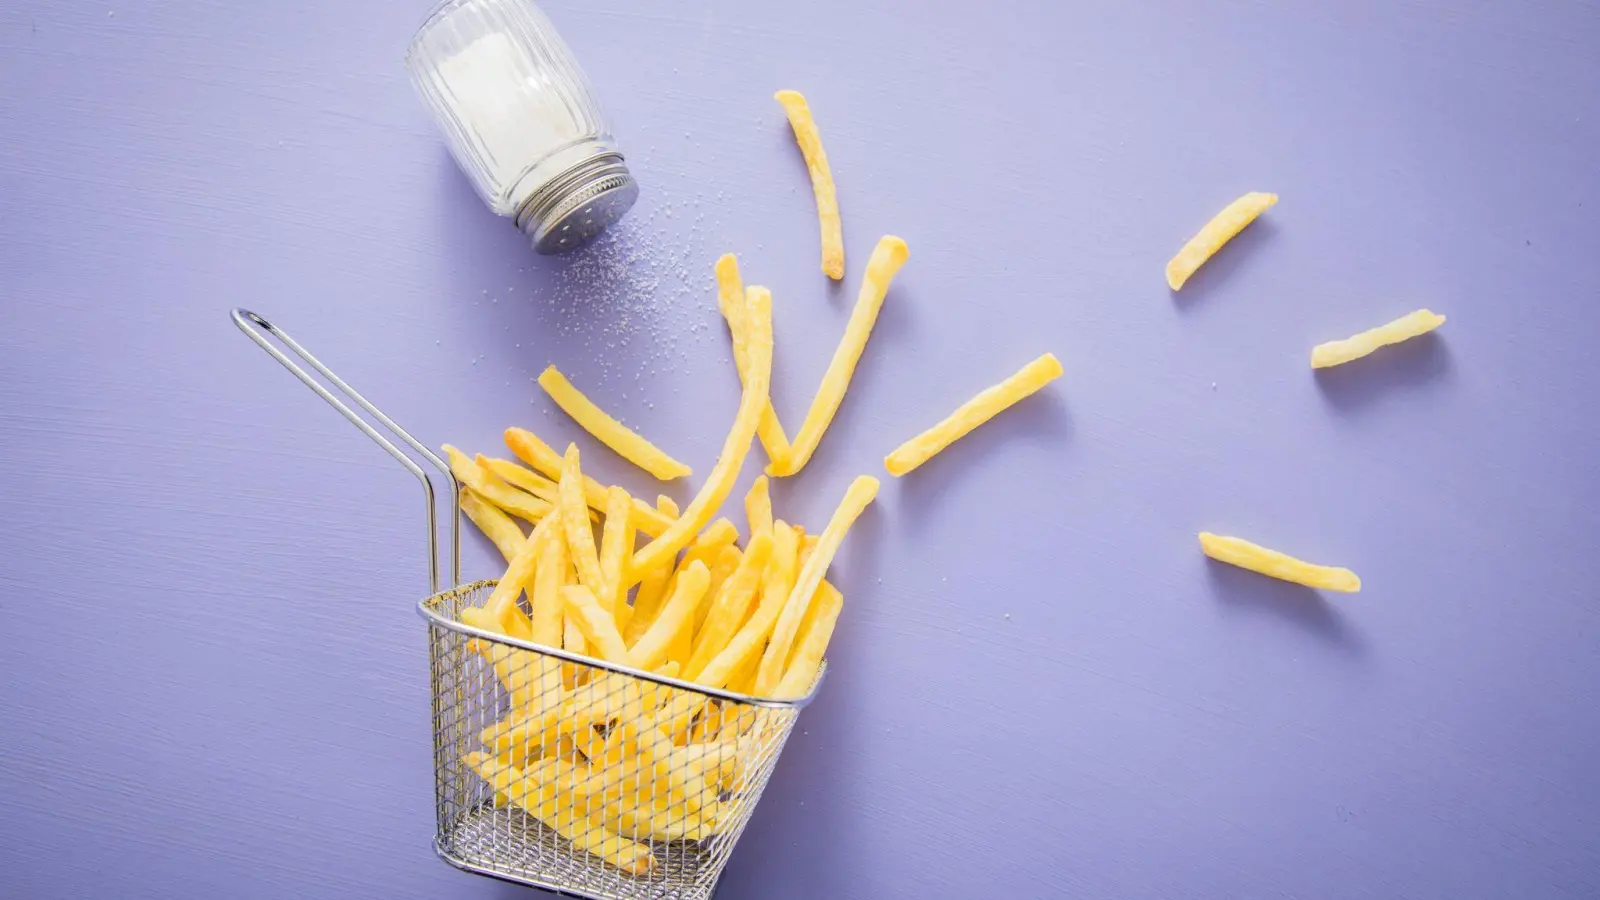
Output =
[{"x1": 3, "y1": 1, "x2": 1598, "y2": 898}]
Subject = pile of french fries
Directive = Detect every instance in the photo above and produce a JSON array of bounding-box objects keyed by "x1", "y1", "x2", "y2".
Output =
[{"x1": 438, "y1": 89, "x2": 1075, "y2": 875}]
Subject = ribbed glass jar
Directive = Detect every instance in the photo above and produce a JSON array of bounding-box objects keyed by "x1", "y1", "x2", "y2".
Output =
[{"x1": 406, "y1": 0, "x2": 638, "y2": 253}]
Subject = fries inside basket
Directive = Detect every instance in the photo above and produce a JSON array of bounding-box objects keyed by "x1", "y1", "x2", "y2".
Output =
[{"x1": 423, "y1": 582, "x2": 814, "y2": 900}]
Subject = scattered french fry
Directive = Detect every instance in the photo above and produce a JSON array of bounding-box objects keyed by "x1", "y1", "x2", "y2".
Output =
[
  {"x1": 884, "y1": 353, "x2": 1063, "y2": 477},
  {"x1": 775, "y1": 90, "x2": 844, "y2": 280},
  {"x1": 631, "y1": 286, "x2": 773, "y2": 576},
  {"x1": 1165, "y1": 191, "x2": 1277, "y2": 290},
  {"x1": 538, "y1": 365, "x2": 691, "y2": 480},
  {"x1": 755, "y1": 476, "x2": 878, "y2": 694},
  {"x1": 444, "y1": 444, "x2": 552, "y2": 523},
  {"x1": 715, "y1": 254, "x2": 791, "y2": 464},
  {"x1": 460, "y1": 488, "x2": 524, "y2": 562},
  {"x1": 504, "y1": 427, "x2": 675, "y2": 536},
  {"x1": 1198, "y1": 532, "x2": 1360, "y2": 593},
  {"x1": 770, "y1": 236, "x2": 909, "y2": 476},
  {"x1": 1311, "y1": 309, "x2": 1446, "y2": 369}
]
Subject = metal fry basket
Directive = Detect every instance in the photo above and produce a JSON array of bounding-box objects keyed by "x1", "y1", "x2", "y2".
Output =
[{"x1": 235, "y1": 310, "x2": 820, "y2": 900}]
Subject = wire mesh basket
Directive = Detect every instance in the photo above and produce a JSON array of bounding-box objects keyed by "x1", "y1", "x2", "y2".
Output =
[{"x1": 235, "y1": 310, "x2": 819, "y2": 900}]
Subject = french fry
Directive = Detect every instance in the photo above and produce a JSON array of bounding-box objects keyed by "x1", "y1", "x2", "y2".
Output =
[
  {"x1": 715, "y1": 254, "x2": 791, "y2": 463},
  {"x1": 775, "y1": 90, "x2": 844, "y2": 280},
  {"x1": 1198, "y1": 532, "x2": 1360, "y2": 593},
  {"x1": 562, "y1": 585, "x2": 630, "y2": 663},
  {"x1": 775, "y1": 581, "x2": 842, "y2": 698},
  {"x1": 460, "y1": 488, "x2": 524, "y2": 563},
  {"x1": 755, "y1": 476, "x2": 879, "y2": 695},
  {"x1": 666, "y1": 528, "x2": 739, "y2": 667},
  {"x1": 478, "y1": 455, "x2": 561, "y2": 507},
  {"x1": 696, "y1": 545, "x2": 744, "y2": 635},
  {"x1": 631, "y1": 286, "x2": 773, "y2": 576},
  {"x1": 745, "y1": 475, "x2": 773, "y2": 537},
  {"x1": 462, "y1": 753, "x2": 656, "y2": 876},
  {"x1": 538, "y1": 365, "x2": 691, "y2": 481},
  {"x1": 563, "y1": 611, "x2": 587, "y2": 658},
  {"x1": 597, "y1": 485, "x2": 635, "y2": 617},
  {"x1": 489, "y1": 513, "x2": 562, "y2": 640},
  {"x1": 1165, "y1": 191, "x2": 1277, "y2": 290},
  {"x1": 559, "y1": 445, "x2": 606, "y2": 595},
  {"x1": 623, "y1": 496, "x2": 680, "y2": 646},
  {"x1": 529, "y1": 511, "x2": 568, "y2": 647},
  {"x1": 504, "y1": 427, "x2": 675, "y2": 536},
  {"x1": 443, "y1": 444, "x2": 552, "y2": 523},
  {"x1": 1311, "y1": 309, "x2": 1446, "y2": 369},
  {"x1": 769, "y1": 237, "x2": 910, "y2": 476},
  {"x1": 698, "y1": 522, "x2": 800, "y2": 689},
  {"x1": 884, "y1": 353, "x2": 1063, "y2": 477},
  {"x1": 477, "y1": 512, "x2": 556, "y2": 637},
  {"x1": 627, "y1": 560, "x2": 710, "y2": 670},
  {"x1": 685, "y1": 532, "x2": 774, "y2": 680}
]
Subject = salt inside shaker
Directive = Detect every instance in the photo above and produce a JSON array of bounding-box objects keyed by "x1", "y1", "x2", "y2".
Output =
[{"x1": 405, "y1": 0, "x2": 638, "y2": 254}]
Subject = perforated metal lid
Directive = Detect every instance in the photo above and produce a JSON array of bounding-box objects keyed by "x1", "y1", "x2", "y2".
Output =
[{"x1": 515, "y1": 152, "x2": 639, "y2": 255}]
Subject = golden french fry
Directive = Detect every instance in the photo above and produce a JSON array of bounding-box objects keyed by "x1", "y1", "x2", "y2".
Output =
[
  {"x1": 1198, "y1": 532, "x2": 1360, "y2": 592},
  {"x1": 1311, "y1": 309, "x2": 1446, "y2": 369},
  {"x1": 631, "y1": 286, "x2": 773, "y2": 575},
  {"x1": 538, "y1": 365, "x2": 691, "y2": 480},
  {"x1": 623, "y1": 496, "x2": 680, "y2": 646},
  {"x1": 744, "y1": 475, "x2": 773, "y2": 538},
  {"x1": 504, "y1": 427, "x2": 675, "y2": 536},
  {"x1": 462, "y1": 753, "x2": 656, "y2": 875},
  {"x1": 775, "y1": 581, "x2": 842, "y2": 698},
  {"x1": 559, "y1": 445, "x2": 606, "y2": 595},
  {"x1": 774, "y1": 90, "x2": 844, "y2": 280},
  {"x1": 460, "y1": 488, "x2": 525, "y2": 563},
  {"x1": 443, "y1": 444, "x2": 552, "y2": 523},
  {"x1": 697, "y1": 545, "x2": 743, "y2": 633},
  {"x1": 715, "y1": 254, "x2": 792, "y2": 464},
  {"x1": 478, "y1": 455, "x2": 561, "y2": 507},
  {"x1": 626, "y1": 560, "x2": 710, "y2": 670},
  {"x1": 563, "y1": 610, "x2": 587, "y2": 658},
  {"x1": 477, "y1": 512, "x2": 556, "y2": 633},
  {"x1": 770, "y1": 237, "x2": 910, "y2": 476},
  {"x1": 1166, "y1": 192, "x2": 1277, "y2": 290},
  {"x1": 562, "y1": 585, "x2": 630, "y2": 663},
  {"x1": 755, "y1": 476, "x2": 878, "y2": 694},
  {"x1": 597, "y1": 485, "x2": 635, "y2": 618},
  {"x1": 698, "y1": 523, "x2": 799, "y2": 689},
  {"x1": 529, "y1": 511, "x2": 568, "y2": 647},
  {"x1": 664, "y1": 524, "x2": 739, "y2": 664},
  {"x1": 685, "y1": 532, "x2": 773, "y2": 679},
  {"x1": 884, "y1": 353, "x2": 1063, "y2": 477}
]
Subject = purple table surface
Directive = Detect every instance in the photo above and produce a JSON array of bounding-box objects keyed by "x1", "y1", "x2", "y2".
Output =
[{"x1": 3, "y1": 1, "x2": 1599, "y2": 898}]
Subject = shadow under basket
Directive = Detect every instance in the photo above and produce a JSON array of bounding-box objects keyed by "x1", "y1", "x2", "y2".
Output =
[{"x1": 421, "y1": 582, "x2": 821, "y2": 900}]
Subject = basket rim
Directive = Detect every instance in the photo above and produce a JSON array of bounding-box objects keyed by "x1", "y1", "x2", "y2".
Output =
[{"x1": 417, "y1": 579, "x2": 825, "y2": 710}]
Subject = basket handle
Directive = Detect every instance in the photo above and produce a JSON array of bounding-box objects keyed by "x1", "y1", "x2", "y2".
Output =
[{"x1": 231, "y1": 309, "x2": 461, "y2": 594}]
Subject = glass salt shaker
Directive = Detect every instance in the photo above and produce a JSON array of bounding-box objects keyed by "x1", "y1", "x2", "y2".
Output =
[{"x1": 405, "y1": 0, "x2": 638, "y2": 254}]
